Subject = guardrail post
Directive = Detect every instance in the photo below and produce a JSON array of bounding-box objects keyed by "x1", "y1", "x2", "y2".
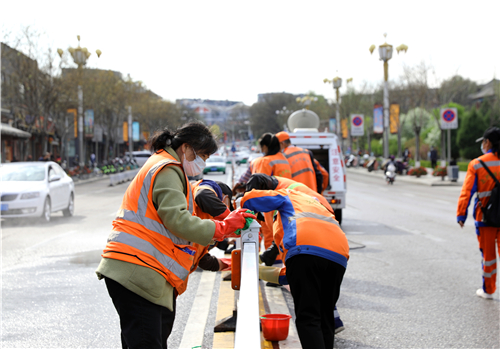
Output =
[{"x1": 234, "y1": 220, "x2": 261, "y2": 349}]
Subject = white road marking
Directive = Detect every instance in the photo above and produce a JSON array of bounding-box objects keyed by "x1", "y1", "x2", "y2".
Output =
[
  {"x1": 179, "y1": 271, "x2": 217, "y2": 349},
  {"x1": 395, "y1": 225, "x2": 445, "y2": 242},
  {"x1": 27, "y1": 230, "x2": 77, "y2": 250}
]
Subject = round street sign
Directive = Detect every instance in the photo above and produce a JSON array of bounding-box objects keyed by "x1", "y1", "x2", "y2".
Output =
[
  {"x1": 352, "y1": 116, "x2": 363, "y2": 126},
  {"x1": 442, "y1": 109, "x2": 456, "y2": 122}
]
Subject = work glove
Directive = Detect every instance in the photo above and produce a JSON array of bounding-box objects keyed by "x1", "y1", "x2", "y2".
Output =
[
  {"x1": 213, "y1": 208, "x2": 256, "y2": 241},
  {"x1": 259, "y1": 241, "x2": 279, "y2": 266}
]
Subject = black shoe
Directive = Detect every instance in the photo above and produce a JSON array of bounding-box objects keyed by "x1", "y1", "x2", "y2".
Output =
[
  {"x1": 225, "y1": 245, "x2": 236, "y2": 255},
  {"x1": 266, "y1": 282, "x2": 281, "y2": 287},
  {"x1": 260, "y1": 241, "x2": 279, "y2": 266}
]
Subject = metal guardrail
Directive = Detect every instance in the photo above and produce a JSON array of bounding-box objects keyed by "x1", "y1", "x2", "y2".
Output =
[{"x1": 234, "y1": 220, "x2": 261, "y2": 349}]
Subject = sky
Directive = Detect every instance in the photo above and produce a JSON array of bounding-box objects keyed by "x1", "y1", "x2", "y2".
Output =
[{"x1": 2, "y1": 0, "x2": 499, "y2": 106}]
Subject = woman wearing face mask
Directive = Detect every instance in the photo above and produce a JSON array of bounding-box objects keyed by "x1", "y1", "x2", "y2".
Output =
[{"x1": 96, "y1": 122, "x2": 255, "y2": 349}]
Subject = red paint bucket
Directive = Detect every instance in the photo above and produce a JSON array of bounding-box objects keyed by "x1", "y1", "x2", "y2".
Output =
[{"x1": 260, "y1": 314, "x2": 292, "y2": 341}]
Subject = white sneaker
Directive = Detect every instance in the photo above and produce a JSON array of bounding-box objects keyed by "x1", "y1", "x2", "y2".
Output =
[{"x1": 476, "y1": 288, "x2": 494, "y2": 299}]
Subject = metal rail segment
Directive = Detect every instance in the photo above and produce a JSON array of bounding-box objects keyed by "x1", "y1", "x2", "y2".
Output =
[{"x1": 234, "y1": 220, "x2": 261, "y2": 349}]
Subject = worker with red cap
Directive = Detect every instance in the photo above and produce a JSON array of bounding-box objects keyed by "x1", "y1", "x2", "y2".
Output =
[{"x1": 276, "y1": 131, "x2": 322, "y2": 193}]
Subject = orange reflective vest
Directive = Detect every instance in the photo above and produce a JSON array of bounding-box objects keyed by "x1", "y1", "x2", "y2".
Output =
[
  {"x1": 313, "y1": 159, "x2": 329, "y2": 192},
  {"x1": 283, "y1": 145, "x2": 317, "y2": 191},
  {"x1": 276, "y1": 177, "x2": 333, "y2": 214},
  {"x1": 252, "y1": 153, "x2": 292, "y2": 179},
  {"x1": 457, "y1": 151, "x2": 500, "y2": 227},
  {"x1": 102, "y1": 149, "x2": 197, "y2": 294},
  {"x1": 242, "y1": 189, "x2": 349, "y2": 268}
]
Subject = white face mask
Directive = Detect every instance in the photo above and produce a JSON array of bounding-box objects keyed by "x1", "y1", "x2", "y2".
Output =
[
  {"x1": 183, "y1": 148, "x2": 206, "y2": 176},
  {"x1": 481, "y1": 143, "x2": 486, "y2": 154}
]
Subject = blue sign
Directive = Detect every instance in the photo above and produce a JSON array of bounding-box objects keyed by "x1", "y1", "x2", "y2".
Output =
[
  {"x1": 132, "y1": 122, "x2": 140, "y2": 142},
  {"x1": 373, "y1": 106, "x2": 383, "y2": 134}
]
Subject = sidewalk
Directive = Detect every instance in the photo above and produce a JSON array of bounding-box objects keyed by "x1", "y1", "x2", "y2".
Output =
[
  {"x1": 72, "y1": 174, "x2": 110, "y2": 186},
  {"x1": 345, "y1": 166, "x2": 466, "y2": 187}
]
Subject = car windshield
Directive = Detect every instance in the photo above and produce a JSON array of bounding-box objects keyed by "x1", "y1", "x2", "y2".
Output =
[
  {"x1": 207, "y1": 156, "x2": 224, "y2": 162},
  {"x1": 0, "y1": 165, "x2": 46, "y2": 181}
]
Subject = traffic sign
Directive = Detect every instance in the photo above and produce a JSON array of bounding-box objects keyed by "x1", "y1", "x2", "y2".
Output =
[
  {"x1": 350, "y1": 114, "x2": 364, "y2": 136},
  {"x1": 440, "y1": 108, "x2": 458, "y2": 129}
]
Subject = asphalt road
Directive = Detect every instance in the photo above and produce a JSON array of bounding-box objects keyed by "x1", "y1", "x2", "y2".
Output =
[{"x1": 1, "y1": 165, "x2": 498, "y2": 348}]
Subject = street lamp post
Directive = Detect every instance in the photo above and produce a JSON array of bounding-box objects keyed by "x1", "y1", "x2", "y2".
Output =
[
  {"x1": 58, "y1": 36, "x2": 101, "y2": 167},
  {"x1": 370, "y1": 34, "x2": 407, "y2": 159},
  {"x1": 324, "y1": 76, "x2": 343, "y2": 151}
]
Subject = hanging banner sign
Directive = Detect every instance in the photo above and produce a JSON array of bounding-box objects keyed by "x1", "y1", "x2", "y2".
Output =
[
  {"x1": 67, "y1": 109, "x2": 77, "y2": 138},
  {"x1": 440, "y1": 108, "x2": 458, "y2": 129},
  {"x1": 373, "y1": 105, "x2": 384, "y2": 134},
  {"x1": 350, "y1": 114, "x2": 364, "y2": 136},
  {"x1": 123, "y1": 122, "x2": 128, "y2": 142},
  {"x1": 84, "y1": 109, "x2": 94, "y2": 138},
  {"x1": 390, "y1": 104, "x2": 400, "y2": 134},
  {"x1": 341, "y1": 118, "x2": 348, "y2": 139},
  {"x1": 132, "y1": 122, "x2": 140, "y2": 142},
  {"x1": 329, "y1": 118, "x2": 337, "y2": 133}
]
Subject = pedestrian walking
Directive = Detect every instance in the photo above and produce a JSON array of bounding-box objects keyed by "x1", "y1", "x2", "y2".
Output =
[
  {"x1": 457, "y1": 127, "x2": 500, "y2": 300},
  {"x1": 242, "y1": 188, "x2": 349, "y2": 349},
  {"x1": 95, "y1": 122, "x2": 256, "y2": 349},
  {"x1": 430, "y1": 146, "x2": 438, "y2": 169}
]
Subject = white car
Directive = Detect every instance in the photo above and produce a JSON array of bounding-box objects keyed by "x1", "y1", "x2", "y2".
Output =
[
  {"x1": 203, "y1": 155, "x2": 227, "y2": 175},
  {"x1": 0, "y1": 161, "x2": 75, "y2": 222},
  {"x1": 125, "y1": 150, "x2": 152, "y2": 167}
]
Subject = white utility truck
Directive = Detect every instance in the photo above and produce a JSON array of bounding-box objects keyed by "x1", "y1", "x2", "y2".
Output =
[{"x1": 286, "y1": 109, "x2": 347, "y2": 224}]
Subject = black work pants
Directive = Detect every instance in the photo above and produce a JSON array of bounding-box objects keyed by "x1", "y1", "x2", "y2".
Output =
[
  {"x1": 286, "y1": 254, "x2": 345, "y2": 349},
  {"x1": 105, "y1": 277, "x2": 176, "y2": 349}
]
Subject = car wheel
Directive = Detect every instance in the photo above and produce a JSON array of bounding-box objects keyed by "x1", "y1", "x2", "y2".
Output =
[
  {"x1": 63, "y1": 193, "x2": 74, "y2": 217},
  {"x1": 41, "y1": 197, "x2": 51, "y2": 223}
]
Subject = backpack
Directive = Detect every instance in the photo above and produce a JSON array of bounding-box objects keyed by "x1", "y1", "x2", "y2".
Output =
[{"x1": 478, "y1": 159, "x2": 500, "y2": 227}]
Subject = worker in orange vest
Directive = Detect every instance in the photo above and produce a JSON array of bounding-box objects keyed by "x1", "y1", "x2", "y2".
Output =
[
  {"x1": 276, "y1": 131, "x2": 322, "y2": 193},
  {"x1": 251, "y1": 133, "x2": 292, "y2": 250},
  {"x1": 242, "y1": 188, "x2": 348, "y2": 349},
  {"x1": 314, "y1": 158, "x2": 329, "y2": 192},
  {"x1": 96, "y1": 122, "x2": 255, "y2": 349},
  {"x1": 252, "y1": 133, "x2": 292, "y2": 179},
  {"x1": 457, "y1": 127, "x2": 500, "y2": 300}
]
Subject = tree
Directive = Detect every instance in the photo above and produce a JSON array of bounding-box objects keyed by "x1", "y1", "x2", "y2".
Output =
[
  {"x1": 436, "y1": 75, "x2": 477, "y2": 107},
  {"x1": 400, "y1": 61, "x2": 433, "y2": 163},
  {"x1": 249, "y1": 93, "x2": 296, "y2": 138},
  {"x1": 457, "y1": 107, "x2": 488, "y2": 160}
]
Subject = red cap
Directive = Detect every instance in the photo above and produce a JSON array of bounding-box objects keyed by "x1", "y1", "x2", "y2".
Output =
[{"x1": 275, "y1": 132, "x2": 289, "y2": 143}]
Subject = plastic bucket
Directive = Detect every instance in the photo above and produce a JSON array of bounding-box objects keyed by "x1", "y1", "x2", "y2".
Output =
[{"x1": 260, "y1": 314, "x2": 292, "y2": 341}]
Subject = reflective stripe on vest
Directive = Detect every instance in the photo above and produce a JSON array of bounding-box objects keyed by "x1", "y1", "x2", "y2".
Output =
[
  {"x1": 284, "y1": 150, "x2": 308, "y2": 159},
  {"x1": 108, "y1": 231, "x2": 190, "y2": 280},
  {"x1": 484, "y1": 258, "x2": 497, "y2": 267},
  {"x1": 289, "y1": 211, "x2": 340, "y2": 228},
  {"x1": 483, "y1": 269, "x2": 497, "y2": 278},
  {"x1": 292, "y1": 167, "x2": 314, "y2": 178},
  {"x1": 473, "y1": 160, "x2": 500, "y2": 170},
  {"x1": 287, "y1": 182, "x2": 305, "y2": 190},
  {"x1": 478, "y1": 191, "x2": 492, "y2": 199},
  {"x1": 269, "y1": 159, "x2": 290, "y2": 167}
]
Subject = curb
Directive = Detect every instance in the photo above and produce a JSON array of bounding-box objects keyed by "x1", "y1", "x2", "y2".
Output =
[
  {"x1": 345, "y1": 167, "x2": 464, "y2": 187},
  {"x1": 73, "y1": 175, "x2": 108, "y2": 186}
]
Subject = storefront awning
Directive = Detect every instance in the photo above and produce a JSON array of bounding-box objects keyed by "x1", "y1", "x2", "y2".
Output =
[{"x1": 0, "y1": 123, "x2": 31, "y2": 139}]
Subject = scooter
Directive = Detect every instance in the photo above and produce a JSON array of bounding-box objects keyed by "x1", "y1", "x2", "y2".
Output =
[
  {"x1": 385, "y1": 163, "x2": 396, "y2": 184},
  {"x1": 367, "y1": 158, "x2": 377, "y2": 172},
  {"x1": 345, "y1": 154, "x2": 357, "y2": 168}
]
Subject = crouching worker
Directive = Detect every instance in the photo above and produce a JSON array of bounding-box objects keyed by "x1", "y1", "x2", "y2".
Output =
[
  {"x1": 95, "y1": 123, "x2": 256, "y2": 349},
  {"x1": 190, "y1": 179, "x2": 237, "y2": 270},
  {"x1": 241, "y1": 188, "x2": 349, "y2": 349},
  {"x1": 246, "y1": 173, "x2": 335, "y2": 267}
]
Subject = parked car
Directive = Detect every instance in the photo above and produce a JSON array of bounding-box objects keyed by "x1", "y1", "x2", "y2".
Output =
[
  {"x1": 0, "y1": 161, "x2": 75, "y2": 222},
  {"x1": 125, "y1": 150, "x2": 152, "y2": 167},
  {"x1": 247, "y1": 152, "x2": 264, "y2": 164},
  {"x1": 203, "y1": 155, "x2": 227, "y2": 174},
  {"x1": 234, "y1": 151, "x2": 250, "y2": 165}
]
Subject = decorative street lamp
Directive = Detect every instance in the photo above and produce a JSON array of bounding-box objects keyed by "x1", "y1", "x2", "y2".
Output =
[
  {"x1": 324, "y1": 75, "x2": 347, "y2": 150},
  {"x1": 370, "y1": 34, "x2": 408, "y2": 158},
  {"x1": 58, "y1": 36, "x2": 101, "y2": 167},
  {"x1": 296, "y1": 95, "x2": 318, "y2": 109}
]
